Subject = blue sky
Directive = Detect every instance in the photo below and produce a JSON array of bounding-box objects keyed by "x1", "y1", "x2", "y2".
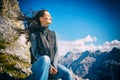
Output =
[{"x1": 18, "y1": 0, "x2": 120, "y2": 45}]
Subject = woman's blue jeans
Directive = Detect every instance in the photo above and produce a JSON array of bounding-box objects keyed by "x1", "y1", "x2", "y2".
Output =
[{"x1": 31, "y1": 55, "x2": 73, "y2": 80}]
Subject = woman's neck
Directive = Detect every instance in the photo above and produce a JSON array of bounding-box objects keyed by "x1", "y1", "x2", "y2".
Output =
[{"x1": 41, "y1": 24, "x2": 48, "y2": 27}]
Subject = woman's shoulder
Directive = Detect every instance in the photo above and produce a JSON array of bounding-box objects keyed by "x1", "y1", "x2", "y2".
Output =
[{"x1": 48, "y1": 29, "x2": 55, "y2": 34}]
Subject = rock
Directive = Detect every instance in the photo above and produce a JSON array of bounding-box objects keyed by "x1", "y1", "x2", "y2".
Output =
[{"x1": 0, "y1": 0, "x2": 32, "y2": 79}]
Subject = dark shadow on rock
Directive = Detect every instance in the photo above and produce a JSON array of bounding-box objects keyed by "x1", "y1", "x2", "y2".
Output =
[{"x1": 0, "y1": 73, "x2": 26, "y2": 80}]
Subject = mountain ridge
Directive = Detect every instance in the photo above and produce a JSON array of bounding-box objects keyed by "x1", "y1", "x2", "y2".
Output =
[{"x1": 59, "y1": 47, "x2": 120, "y2": 80}]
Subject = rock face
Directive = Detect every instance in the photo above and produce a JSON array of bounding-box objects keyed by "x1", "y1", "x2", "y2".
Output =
[{"x1": 0, "y1": 0, "x2": 31, "y2": 79}]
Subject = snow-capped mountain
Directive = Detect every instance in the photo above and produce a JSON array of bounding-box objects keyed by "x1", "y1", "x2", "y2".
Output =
[{"x1": 59, "y1": 47, "x2": 120, "y2": 80}]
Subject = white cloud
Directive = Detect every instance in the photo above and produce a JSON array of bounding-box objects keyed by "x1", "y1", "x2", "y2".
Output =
[
  {"x1": 98, "y1": 40, "x2": 120, "y2": 52},
  {"x1": 57, "y1": 35, "x2": 120, "y2": 56},
  {"x1": 73, "y1": 35, "x2": 97, "y2": 46}
]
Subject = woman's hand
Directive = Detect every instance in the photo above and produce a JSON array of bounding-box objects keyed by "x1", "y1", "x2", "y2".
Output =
[{"x1": 50, "y1": 65, "x2": 58, "y2": 75}]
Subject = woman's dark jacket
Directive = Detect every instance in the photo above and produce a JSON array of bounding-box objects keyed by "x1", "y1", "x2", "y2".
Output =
[{"x1": 29, "y1": 27, "x2": 58, "y2": 68}]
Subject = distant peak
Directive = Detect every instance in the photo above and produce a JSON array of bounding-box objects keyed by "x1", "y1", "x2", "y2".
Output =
[
  {"x1": 112, "y1": 47, "x2": 120, "y2": 51},
  {"x1": 64, "y1": 52, "x2": 72, "y2": 58}
]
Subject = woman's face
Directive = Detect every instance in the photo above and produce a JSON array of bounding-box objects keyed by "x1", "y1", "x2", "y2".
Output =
[{"x1": 40, "y1": 11, "x2": 52, "y2": 26}]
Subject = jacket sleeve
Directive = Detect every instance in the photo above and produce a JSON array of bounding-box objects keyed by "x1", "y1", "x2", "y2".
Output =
[
  {"x1": 53, "y1": 32, "x2": 59, "y2": 69},
  {"x1": 29, "y1": 33, "x2": 39, "y2": 64},
  {"x1": 30, "y1": 33, "x2": 37, "y2": 56}
]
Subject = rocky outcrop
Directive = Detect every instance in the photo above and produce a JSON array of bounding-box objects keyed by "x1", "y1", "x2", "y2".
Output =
[{"x1": 0, "y1": 0, "x2": 31, "y2": 79}]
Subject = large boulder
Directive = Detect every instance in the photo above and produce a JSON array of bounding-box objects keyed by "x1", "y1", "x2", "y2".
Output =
[{"x1": 0, "y1": 0, "x2": 32, "y2": 79}]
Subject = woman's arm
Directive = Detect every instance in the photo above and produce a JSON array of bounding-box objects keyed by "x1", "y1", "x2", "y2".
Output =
[{"x1": 53, "y1": 31, "x2": 59, "y2": 69}]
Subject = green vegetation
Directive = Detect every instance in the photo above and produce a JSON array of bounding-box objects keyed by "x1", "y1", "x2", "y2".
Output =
[
  {"x1": 0, "y1": 52, "x2": 31, "y2": 79},
  {"x1": 0, "y1": 41, "x2": 10, "y2": 49}
]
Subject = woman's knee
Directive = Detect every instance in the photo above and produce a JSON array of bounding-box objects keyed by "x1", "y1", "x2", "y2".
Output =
[
  {"x1": 40, "y1": 55, "x2": 51, "y2": 64},
  {"x1": 58, "y1": 64, "x2": 72, "y2": 79},
  {"x1": 65, "y1": 70, "x2": 72, "y2": 77}
]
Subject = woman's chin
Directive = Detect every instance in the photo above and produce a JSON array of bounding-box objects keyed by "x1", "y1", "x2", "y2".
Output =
[{"x1": 49, "y1": 22, "x2": 52, "y2": 24}]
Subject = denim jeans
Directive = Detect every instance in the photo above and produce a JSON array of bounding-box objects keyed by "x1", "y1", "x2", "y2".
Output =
[{"x1": 31, "y1": 55, "x2": 73, "y2": 80}]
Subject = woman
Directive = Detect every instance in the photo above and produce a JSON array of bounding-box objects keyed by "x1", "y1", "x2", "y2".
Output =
[{"x1": 29, "y1": 10, "x2": 73, "y2": 80}]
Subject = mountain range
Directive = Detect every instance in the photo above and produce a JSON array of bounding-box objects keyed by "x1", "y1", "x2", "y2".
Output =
[{"x1": 58, "y1": 47, "x2": 120, "y2": 80}]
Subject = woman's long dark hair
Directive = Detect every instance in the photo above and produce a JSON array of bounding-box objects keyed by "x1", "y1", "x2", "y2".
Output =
[
  {"x1": 33, "y1": 9, "x2": 48, "y2": 26},
  {"x1": 26, "y1": 9, "x2": 48, "y2": 33},
  {"x1": 19, "y1": 9, "x2": 48, "y2": 44}
]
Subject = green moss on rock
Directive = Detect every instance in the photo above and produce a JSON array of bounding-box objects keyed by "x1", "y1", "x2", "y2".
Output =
[
  {"x1": 0, "y1": 41, "x2": 10, "y2": 49},
  {"x1": 0, "y1": 52, "x2": 31, "y2": 79}
]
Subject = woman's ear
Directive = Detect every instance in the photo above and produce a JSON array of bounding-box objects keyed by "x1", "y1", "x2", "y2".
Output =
[
  {"x1": 39, "y1": 17, "x2": 44, "y2": 22},
  {"x1": 39, "y1": 17, "x2": 42, "y2": 22}
]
